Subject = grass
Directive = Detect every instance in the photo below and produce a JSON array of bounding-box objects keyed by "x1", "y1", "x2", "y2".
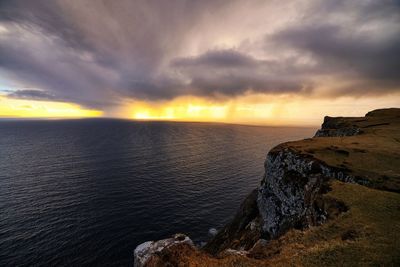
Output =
[
  {"x1": 296, "y1": 181, "x2": 400, "y2": 266},
  {"x1": 278, "y1": 108, "x2": 400, "y2": 192},
  {"x1": 146, "y1": 182, "x2": 400, "y2": 266}
]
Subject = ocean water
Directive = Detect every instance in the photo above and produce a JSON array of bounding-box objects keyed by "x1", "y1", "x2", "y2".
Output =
[{"x1": 0, "y1": 119, "x2": 315, "y2": 266}]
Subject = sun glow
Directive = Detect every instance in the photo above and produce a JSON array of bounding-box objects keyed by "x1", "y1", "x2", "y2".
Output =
[
  {"x1": 129, "y1": 98, "x2": 230, "y2": 122},
  {"x1": 0, "y1": 96, "x2": 102, "y2": 118},
  {"x1": 2, "y1": 93, "x2": 399, "y2": 126},
  {"x1": 121, "y1": 93, "x2": 400, "y2": 126}
]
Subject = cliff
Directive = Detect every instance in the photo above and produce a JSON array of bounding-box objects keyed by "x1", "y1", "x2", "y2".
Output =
[{"x1": 134, "y1": 108, "x2": 400, "y2": 266}]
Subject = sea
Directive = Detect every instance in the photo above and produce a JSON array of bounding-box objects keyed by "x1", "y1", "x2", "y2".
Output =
[{"x1": 0, "y1": 119, "x2": 315, "y2": 266}]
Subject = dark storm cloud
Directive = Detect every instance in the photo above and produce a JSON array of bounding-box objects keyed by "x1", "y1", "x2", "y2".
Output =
[
  {"x1": 266, "y1": 0, "x2": 400, "y2": 96},
  {"x1": 173, "y1": 50, "x2": 257, "y2": 68},
  {"x1": 0, "y1": 30, "x2": 119, "y2": 108},
  {"x1": 172, "y1": 50, "x2": 313, "y2": 96},
  {"x1": 0, "y1": 1, "x2": 85, "y2": 49},
  {"x1": 271, "y1": 22, "x2": 400, "y2": 95},
  {"x1": 0, "y1": 0, "x2": 399, "y2": 112},
  {"x1": 0, "y1": 0, "x2": 239, "y2": 107},
  {"x1": 171, "y1": 0, "x2": 400, "y2": 97}
]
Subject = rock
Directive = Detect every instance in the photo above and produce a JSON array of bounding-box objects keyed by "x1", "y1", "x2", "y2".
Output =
[
  {"x1": 208, "y1": 228, "x2": 218, "y2": 237},
  {"x1": 133, "y1": 234, "x2": 194, "y2": 267},
  {"x1": 220, "y1": 248, "x2": 248, "y2": 257},
  {"x1": 247, "y1": 239, "x2": 275, "y2": 259},
  {"x1": 314, "y1": 116, "x2": 360, "y2": 137},
  {"x1": 315, "y1": 127, "x2": 360, "y2": 137},
  {"x1": 257, "y1": 147, "x2": 353, "y2": 239},
  {"x1": 203, "y1": 189, "x2": 261, "y2": 255}
]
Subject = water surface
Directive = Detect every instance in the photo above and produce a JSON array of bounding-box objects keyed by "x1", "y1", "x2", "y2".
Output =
[{"x1": 0, "y1": 119, "x2": 315, "y2": 266}]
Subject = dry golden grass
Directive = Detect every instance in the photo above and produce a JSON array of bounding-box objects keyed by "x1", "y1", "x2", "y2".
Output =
[
  {"x1": 277, "y1": 108, "x2": 400, "y2": 192},
  {"x1": 265, "y1": 181, "x2": 400, "y2": 266},
  {"x1": 146, "y1": 182, "x2": 400, "y2": 267}
]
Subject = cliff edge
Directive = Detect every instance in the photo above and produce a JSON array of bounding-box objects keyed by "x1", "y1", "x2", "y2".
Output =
[{"x1": 134, "y1": 108, "x2": 400, "y2": 266}]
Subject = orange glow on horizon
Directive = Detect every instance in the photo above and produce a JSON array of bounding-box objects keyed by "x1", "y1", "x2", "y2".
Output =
[
  {"x1": 2, "y1": 93, "x2": 399, "y2": 126},
  {"x1": 0, "y1": 96, "x2": 102, "y2": 118},
  {"x1": 121, "y1": 93, "x2": 400, "y2": 126},
  {"x1": 130, "y1": 99, "x2": 230, "y2": 121}
]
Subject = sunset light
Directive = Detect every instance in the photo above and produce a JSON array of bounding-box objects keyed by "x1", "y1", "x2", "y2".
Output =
[
  {"x1": 0, "y1": 96, "x2": 102, "y2": 118},
  {"x1": 123, "y1": 94, "x2": 400, "y2": 126},
  {"x1": 1, "y1": 1, "x2": 399, "y2": 266}
]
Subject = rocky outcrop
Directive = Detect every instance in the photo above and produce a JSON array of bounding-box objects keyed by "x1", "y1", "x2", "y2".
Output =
[
  {"x1": 203, "y1": 189, "x2": 261, "y2": 255},
  {"x1": 205, "y1": 147, "x2": 352, "y2": 256},
  {"x1": 257, "y1": 147, "x2": 348, "y2": 240},
  {"x1": 134, "y1": 234, "x2": 194, "y2": 267},
  {"x1": 314, "y1": 116, "x2": 361, "y2": 137}
]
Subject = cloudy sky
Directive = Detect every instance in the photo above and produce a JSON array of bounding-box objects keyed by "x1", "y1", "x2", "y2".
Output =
[{"x1": 0, "y1": 0, "x2": 399, "y2": 124}]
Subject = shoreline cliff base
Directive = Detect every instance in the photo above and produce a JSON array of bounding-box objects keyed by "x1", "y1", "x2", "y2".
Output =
[{"x1": 134, "y1": 108, "x2": 400, "y2": 267}]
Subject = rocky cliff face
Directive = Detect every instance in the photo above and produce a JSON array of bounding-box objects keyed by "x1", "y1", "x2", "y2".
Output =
[
  {"x1": 134, "y1": 234, "x2": 194, "y2": 267},
  {"x1": 315, "y1": 116, "x2": 361, "y2": 137},
  {"x1": 257, "y1": 147, "x2": 347, "y2": 240},
  {"x1": 134, "y1": 108, "x2": 400, "y2": 267}
]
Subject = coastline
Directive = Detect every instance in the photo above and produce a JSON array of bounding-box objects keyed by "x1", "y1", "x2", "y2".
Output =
[{"x1": 134, "y1": 108, "x2": 400, "y2": 266}]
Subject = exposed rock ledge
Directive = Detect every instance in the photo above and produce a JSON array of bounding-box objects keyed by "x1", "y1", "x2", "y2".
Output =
[
  {"x1": 134, "y1": 234, "x2": 194, "y2": 267},
  {"x1": 134, "y1": 108, "x2": 400, "y2": 266}
]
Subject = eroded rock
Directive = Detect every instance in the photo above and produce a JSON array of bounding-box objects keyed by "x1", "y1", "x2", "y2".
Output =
[
  {"x1": 314, "y1": 116, "x2": 361, "y2": 137},
  {"x1": 257, "y1": 148, "x2": 350, "y2": 239},
  {"x1": 134, "y1": 233, "x2": 193, "y2": 267}
]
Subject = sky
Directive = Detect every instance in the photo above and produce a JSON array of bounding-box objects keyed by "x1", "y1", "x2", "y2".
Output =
[{"x1": 0, "y1": 0, "x2": 399, "y2": 125}]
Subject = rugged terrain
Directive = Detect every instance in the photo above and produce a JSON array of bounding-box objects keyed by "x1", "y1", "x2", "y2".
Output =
[{"x1": 134, "y1": 108, "x2": 400, "y2": 266}]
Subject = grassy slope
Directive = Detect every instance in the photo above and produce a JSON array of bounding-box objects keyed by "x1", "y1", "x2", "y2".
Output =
[
  {"x1": 278, "y1": 108, "x2": 400, "y2": 192},
  {"x1": 266, "y1": 181, "x2": 400, "y2": 266},
  {"x1": 265, "y1": 109, "x2": 400, "y2": 266},
  {"x1": 151, "y1": 182, "x2": 400, "y2": 267}
]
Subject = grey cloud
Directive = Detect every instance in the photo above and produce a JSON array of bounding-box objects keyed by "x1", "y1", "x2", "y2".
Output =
[
  {"x1": 171, "y1": 49, "x2": 313, "y2": 96},
  {"x1": 0, "y1": 0, "x2": 399, "y2": 113},
  {"x1": 0, "y1": 31, "x2": 119, "y2": 108},
  {"x1": 8, "y1": 89, "x2": 56, "y2": 101},
  {"x1": 0, "y1": 0, "x2": 240, "y2": 108},
  {"x1": 272, "y1": 23, "x2": 400, "y2": 78},
  {"x1": 267, "y1": 0, "x2": 400, "y2": 96},
  {"x1": 173, "y1": 50, "x2": 257, "y2": 68}
]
